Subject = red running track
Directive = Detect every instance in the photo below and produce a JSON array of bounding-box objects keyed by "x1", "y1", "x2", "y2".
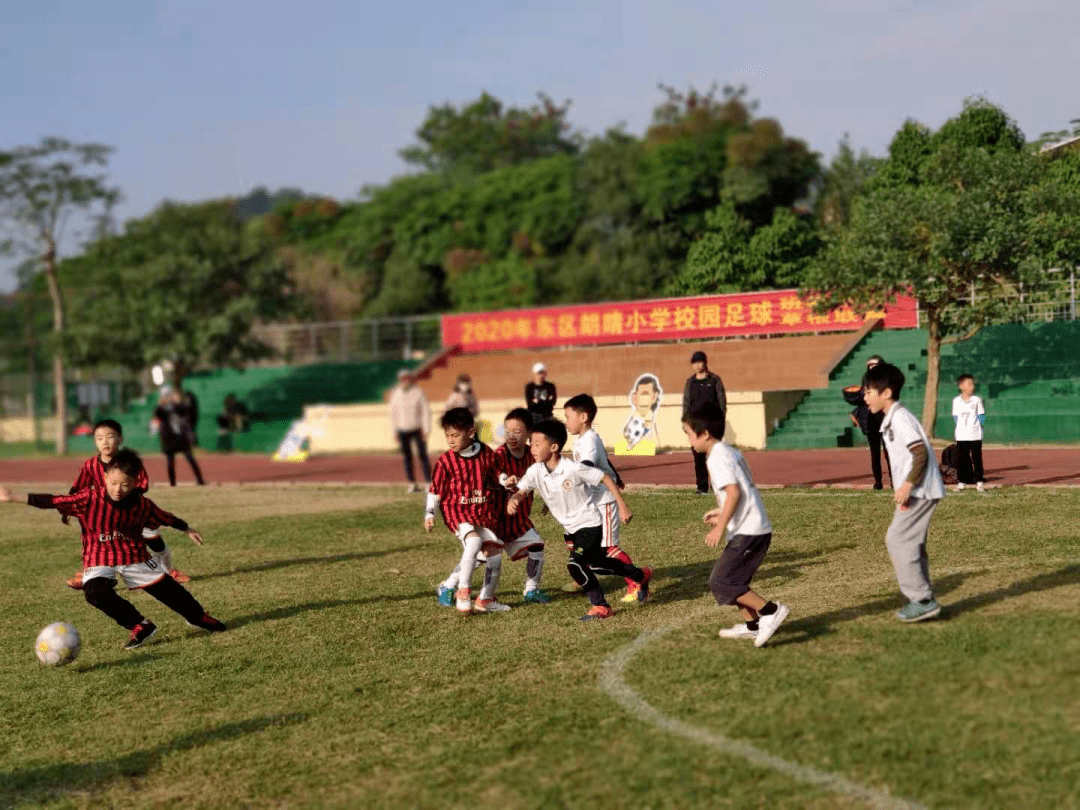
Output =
[{"x1": 1, "y1": 446, "x2": 1076, "y2": 488}]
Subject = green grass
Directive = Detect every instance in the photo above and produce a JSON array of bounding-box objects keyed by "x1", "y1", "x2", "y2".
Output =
[{"x1": 1, "y1": 485, "x2": 1078, "y2": 809}]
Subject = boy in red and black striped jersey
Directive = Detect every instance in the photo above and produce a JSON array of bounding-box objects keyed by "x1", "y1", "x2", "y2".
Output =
[
  {"x1": 63, "y1": 419, "x2": 191, "y2": 590},
  {"x1": 436, "y1": 409, "x2": 550, "y2": 610},
  {"x1": 0, "y1": 449, "x2": 224, "y2": 650},
  {"x1": 424, "y1": 407, "x2": 507, "y2": 614}
]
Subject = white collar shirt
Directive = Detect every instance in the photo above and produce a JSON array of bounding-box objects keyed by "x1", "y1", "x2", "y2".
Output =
[
  {"x1": 572, "y1": 428, "x2": 616, "y2": 505},
  {"x1": 880, "y1": 403, "x2": 945, "y2": 500},
  {"x1": 515, "y1": 457, "x2": 605, "y2": 534}
]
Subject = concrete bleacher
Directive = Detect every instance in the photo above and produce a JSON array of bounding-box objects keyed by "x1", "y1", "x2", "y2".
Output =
[{"x1": 770, "y1": 321, "x2": 1080, "y2": 447}]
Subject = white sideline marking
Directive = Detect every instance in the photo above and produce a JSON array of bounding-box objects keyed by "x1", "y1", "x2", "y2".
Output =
[{"x1": 599, "y1": 622, "x2": 927, "y2": 810}]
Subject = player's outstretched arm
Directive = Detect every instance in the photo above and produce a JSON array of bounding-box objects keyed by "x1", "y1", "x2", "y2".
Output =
[
  {"x1": 186, "y1": 529, "x2": 204, "y2": 546},
  {"x1": 600, "y1": 474, "x2": 632, "y2": 524},
  {"x1": 0, "y1": 486, "x2": 28, "y2": 503}
]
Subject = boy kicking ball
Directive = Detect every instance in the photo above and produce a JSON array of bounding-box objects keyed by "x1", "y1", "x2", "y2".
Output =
[
  {"x1": 682, "y1": 404, "x2": 789, "y2": 647},
  {"x1": 0, "y1": 449, "x2": 225, "y2": 650},
  {"x1": 507, "y1": 419, "x2": 651, "y2": 621}
]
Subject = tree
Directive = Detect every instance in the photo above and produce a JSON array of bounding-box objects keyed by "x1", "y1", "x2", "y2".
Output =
[
  {"x1": 0, "y1": 138, "x2": 119, "y2": 453},
  {"x1": 400, "y1": 92, "x2": 579, "y2": 177},
  {"x1": 816, "y1": 135, "x2": 880, "y2": 230},
  {"x1": 804, "y1": 105, "x2": 1069, "y2": 434},
  {"x1": 64, "y1": 201, "x2": 293, "y2": 384}
]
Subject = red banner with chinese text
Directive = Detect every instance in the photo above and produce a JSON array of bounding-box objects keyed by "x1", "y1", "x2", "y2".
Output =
[{"x1": 441, "y1": 290, "x2": 917, "y2": 352}]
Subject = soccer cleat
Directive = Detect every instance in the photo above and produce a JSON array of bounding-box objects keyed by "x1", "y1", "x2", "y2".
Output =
[
  {"x1": 473, "y1": 598, "x2": 511, "y2": 613},
  {"x1": 455, "y1": 587, "x2": 472, "y2": 614},
  {"x1": 185, "y1": 612, "x2": 227, "y2": 632},
  {"x1": 636, "y1": 567, "x2": 653, "y2": 603},
  {"x1": 436, "y1": 585, "x2": 455, "y2": 607},
  {"x1": 580, "y1": 605, "x2": 614, "y2": 621},
  {"x1": 124, "y1": 621, "x2": 158, "y2": 650},
  {"x1": 406, "y1": 483, "x2": 420, "y2": 493},
  {"x1": 754, "y1": 603, "x2": 790, "y2": 648},
  {"x1": 895, "y1": 599, "x2": 941, "y2": 623},
  {"x1": 169, "y1": 569, "x2": 192, "y2": 584},
  {"x1": 718, "y1": 623, "x2": 758, "y2": 639},
  {"x1": 956, "y1": 482, "x2": 966, "y2": 490},
  {"x1": 522, "y1": 589, "x2": 552, "y2": 605},
  {"x1": 66, "y1": 572, "x2": 84, "y2": 590},
  {"x1": 976, "y1": 482, "x2": 985, "y2": 492},
  {"x1": 620, "y1": 580, "x2": 641, "y2": 603}
]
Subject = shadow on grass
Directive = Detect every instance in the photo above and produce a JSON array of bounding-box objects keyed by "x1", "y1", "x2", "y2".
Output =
[
  {"x1": 226, "y1": 588, "x2": 449, "y2": 629},
  {"x1": 768, "y1": 570, "x2": 980, "y2": 647},
  {"x1": 649, "y1": 544, "x2": 858, "y2": 606},
  {"x1": 943, "y1": 563, "x2": 1080, "y2": 616},
  {"x1": 73, "y1": 652, "x2": 174, "y2": 674},
  {"x1": 0, "y1": 712, "x2": 307, "y2": 804},
  {"x1": 191, "y1": 545, "x2": 426, "y2": 582}
]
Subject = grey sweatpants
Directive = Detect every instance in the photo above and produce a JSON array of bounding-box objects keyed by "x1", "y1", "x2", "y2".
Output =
[{"x1": 884, "y1": 496, "x2": 940, "y2": 602}]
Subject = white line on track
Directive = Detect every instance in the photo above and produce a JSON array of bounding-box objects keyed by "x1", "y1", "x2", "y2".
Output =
[{"x1": 599, "y1": 617, "x2": 928, "y2": 810}]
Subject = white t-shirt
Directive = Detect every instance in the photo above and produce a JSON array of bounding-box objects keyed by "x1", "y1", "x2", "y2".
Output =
[
  {"x1": 572, "y1": 428, "x2": 616, "y2": 506},
  {"x1": 515, "y1": 457, "x2": 606, "y2": 534},
  {"x1": 880, "y1": 403, "x2": 946, "y2": 500},
  {"x1": 952, "y1": 395, "x2": 985, "y2": 441},
  {"x1": 706, "y1": 442, "x2": 772, "y2": 537}
]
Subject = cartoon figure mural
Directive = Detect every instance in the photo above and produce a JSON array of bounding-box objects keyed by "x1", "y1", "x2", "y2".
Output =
[{"x1": 615, "y1": 373, "x2": 663, "y2": 456}]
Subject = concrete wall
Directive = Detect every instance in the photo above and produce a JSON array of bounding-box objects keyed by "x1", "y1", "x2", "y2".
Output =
[
  {"x1": 304, "y1": 389, "x2": 787, "y2": 454},
  {"x1": 0, "y1": 417, "x2": 56, "y2": 443}
]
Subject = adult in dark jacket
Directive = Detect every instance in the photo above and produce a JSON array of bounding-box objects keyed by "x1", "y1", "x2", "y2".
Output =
[
  {"x1": 525, "y1": 362, "x2": 557, "y2": 419},
  {"x1": 682, "y1": 350, "x2": 727, "y2": 494},
  {"x1": 842, "y1": 355, "x2": 891, "y2": 489},
  {"x1": 153, "y1": 388, "x2": 206, "y2": 487}
]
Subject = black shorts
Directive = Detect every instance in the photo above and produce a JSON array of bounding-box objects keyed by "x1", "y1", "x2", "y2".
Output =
[
  {"x1": 709, "y1": 532, "x2": 772, "y2": 605},
  {"x1": 564, "y1": 525, "x2": 604, "y2": 559}
]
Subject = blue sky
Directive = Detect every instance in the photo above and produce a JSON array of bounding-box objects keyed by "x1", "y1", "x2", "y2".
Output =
[{"x1": 2, "y1": 0, "x2": 1075, "y2": 290}]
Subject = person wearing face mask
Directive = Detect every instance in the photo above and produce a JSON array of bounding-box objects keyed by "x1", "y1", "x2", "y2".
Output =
[{"x1": 843, "y1": 355, "x2": 891, "y2": 490}]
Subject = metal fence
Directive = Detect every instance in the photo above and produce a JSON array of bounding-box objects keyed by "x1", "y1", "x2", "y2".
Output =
[
  {"x1": 919, "y1": 268, "x2": 1077, "y2": 328},
  {"x1": 250, "y1": 315, "x2": 443, "y2": 365}
]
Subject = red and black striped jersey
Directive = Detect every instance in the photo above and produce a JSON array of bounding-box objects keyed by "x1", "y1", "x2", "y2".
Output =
[
  {"x1": 494, "y1": 444, "x2": 534, "y2": 540},
  {"x1": 429, "y1": 443, "x2": 503, "y2": 533},
  {"x1": 28, "y1": 490, "x2": 188, "y2": 567},
  {"x1": 70, "y1": 456, "x2": 150, "y2": 495}
]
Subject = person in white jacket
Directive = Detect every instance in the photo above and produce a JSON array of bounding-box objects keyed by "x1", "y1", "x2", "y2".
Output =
[{"x1": 390, "y1": 370, "x2": 432, "y2": 493}]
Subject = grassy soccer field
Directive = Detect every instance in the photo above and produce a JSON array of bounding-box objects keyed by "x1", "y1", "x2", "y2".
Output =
[{"x1": 0, "y1": 484, "x2": 1078, "y2": 809}]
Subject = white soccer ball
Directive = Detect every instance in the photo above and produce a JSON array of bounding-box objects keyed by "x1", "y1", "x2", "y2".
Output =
[{"x1": 35, "y1": 622, "x2": 81, "y2": 666}]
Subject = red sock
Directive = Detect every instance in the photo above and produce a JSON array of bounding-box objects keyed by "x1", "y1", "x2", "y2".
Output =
[{"x1": 611, "y1": 547, "x2": 635, "y2": 587}]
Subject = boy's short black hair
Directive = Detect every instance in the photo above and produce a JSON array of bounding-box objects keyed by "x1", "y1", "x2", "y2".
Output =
[
  {"x1": 440, "y1": 407, "x2": 475, "y2": 431},
  {"x1": 956, "y1": 373, "x2": 974, "y2": 384},
  {"x1": 863, "y1": 362, "x2": 905, "y2": 399},
  {"x1": 530, "y1": 419, "x2": 567, "y2": 451},
  {"x1": 682, "y1": 403, "x2": 726, "y2": 441},
  {"x1": 104, "y1": 448, "x2": 143, "y2": 479},
  {"x1": 504, "y1": 407, "x2": 533, "y2": 429},
  {"x1": 94, "y1": 419, "x2": 123, "y2": 436},
  {"x1": 563, "y1": 393, "x2": 597, "y2": 423}
]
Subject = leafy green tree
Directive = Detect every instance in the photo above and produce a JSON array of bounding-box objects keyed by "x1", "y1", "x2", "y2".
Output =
[
  {"x1": 816, "y1": 135, "x2": 880, "y2": 230},
  {"x1": 804, "y1": 101, "x2": 1078, "y2": 434},
  {"x1": 65, "y1": 201, "x2": 293, "y2": 383},
  {"x1": 400, "y1": 92, "x2": 579, "y2": 177},
  {"x1": 0, "y1": 138, "x2": 119, "y2": 453}
]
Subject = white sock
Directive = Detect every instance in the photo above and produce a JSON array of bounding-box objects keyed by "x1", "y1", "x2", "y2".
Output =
[
  {"x1": 441, "y1": 564, "x2": 460, "y2": 591},
  {"x1": 479, "y1": 553, "x2": 503, "y2": 601},
  {"x1": 524, "y1": 550, "x2": 544, "y2": 593},
  {"x1": 456, "y1": 532, "x2": 483, "y2": 592}
]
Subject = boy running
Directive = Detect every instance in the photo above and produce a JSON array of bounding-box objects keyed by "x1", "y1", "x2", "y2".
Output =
[
  {"x1": 564, "y1": 394, "x2": 640, "y2": 603},
  {"x1": 0, "y1": 449, "x2": 224, "y2": 650},
  {"x1": 426, "y1": 407, "x2": 507, "y2": 613},
  {"x1": 507, "y1": 419, "x2": 651, "y2": 621},
  {"x1": 64, "y1": 419, "x2": 190, "y2": 589},
  {"x1": 435, "y1": 409, "x2": 551, "y2": 610},
  {"x1": 863, "y1": 362, "x2": 945, "y2": 622},
  {"x1": 682, "y1": 403, "x2": 789, "y2": 647}
]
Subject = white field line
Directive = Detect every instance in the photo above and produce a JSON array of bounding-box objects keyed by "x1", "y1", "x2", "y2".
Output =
[{"x1": 598, "y1": 615, "x2": 928, "y2": 810}]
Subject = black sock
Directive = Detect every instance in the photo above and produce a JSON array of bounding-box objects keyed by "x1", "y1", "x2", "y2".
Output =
[
  {"x1": 918, "y1": 597, "x2": 936, "y2": 605},
  {"x1": 586, "y1": 589, "x2": 608, "y2": 608},
  {"x1": 143, "y1": 575, "x2": 207, "y2": 623},
  {"x1": 746, "y1": 620, "x2": 759, "y2": 631},
  {"x1": 759, "y1": 601, "x2": 778, "y2": 616}
]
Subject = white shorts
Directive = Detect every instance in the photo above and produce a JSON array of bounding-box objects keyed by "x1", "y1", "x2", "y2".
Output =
[
  {"x1": 142, "y1": 527, "x2": 162, "y2": 540},
  {"x1": 598, "y1": 501, "x2": 621, "y2": 548},
  {"x1": 503, "y1": 528, "x2": 544, "y2": 561},
  {"x1": 83, "y1": 559, "x2": 167, "y2": 590},
  {"x1": 454, "y1": 524, "x2": 504, "y2": 554}
]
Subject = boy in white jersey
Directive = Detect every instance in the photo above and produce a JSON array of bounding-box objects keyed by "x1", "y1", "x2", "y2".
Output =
[
  {"x1": 564, "y1": 394, "x2": 641, "y2": 603},
  {"x1": 952, "y1": 373, "x2": 986, "y2": 492},
  {"x1": 863, "y1": 363, "x2": 945, "y2": 623},
  {"x1": 682, "y1": 403, "x2": 789, "y2": 647},
  {"x1": 506, "y1": 419, "x2": 652, "y2": 621}
]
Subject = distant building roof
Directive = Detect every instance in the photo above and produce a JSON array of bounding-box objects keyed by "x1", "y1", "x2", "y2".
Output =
[{"x1": 1039, "y1": 134, "x2": 1080, "y2": 155}]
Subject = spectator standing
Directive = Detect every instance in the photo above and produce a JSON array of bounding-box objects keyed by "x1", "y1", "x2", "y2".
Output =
[
  {"x1": 682, "y1": 351, "x2": 727, "y2": 494},
  {"x1": 215, "y1": 394, "x2": 250, "y2": 452},
  {"x1": 842, "y1": 355, "x2": 891, "y2": 490},
  {"x1": 153, "y1": 388, "x2": 205, "y2": 486},
  {"x1": 389, "y1": 370, "x2": 433, "y2": 494},
  {"x1": 445, "y1": 373, "x2": 480, "y2": 417},
  {"x1": 525, "y1": 362, "x2": 557, "y2": 420}
]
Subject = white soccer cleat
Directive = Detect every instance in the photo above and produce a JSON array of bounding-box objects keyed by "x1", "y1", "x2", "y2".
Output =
[
  {"x1": 718, "y1": 623, "x2": 757, "y2": 640},
  {"x1": 956, "y1": 482, "x2": 966, "y2": 490},
  {"x1": 455, "y1": 587, "x2": 472, "y2": 614},
  {"x1": 754, "y1": 604, "x2": 790, "y2": 648},
  {"x1": 473, "y1": 599, "x2": 511, "y2": 613},
  {"x1": 976, "y1": 482, "x2": 985, "y2": 492}
]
